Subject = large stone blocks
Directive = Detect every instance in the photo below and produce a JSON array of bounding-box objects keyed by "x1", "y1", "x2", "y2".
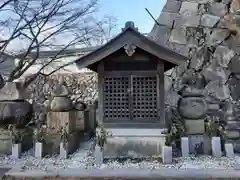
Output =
[
  {"x1": 185, "y1": 119, "x2": 205, "y2": 134},
  {"x1": 103, "y1": 129, "x2": 166, "y2": 158},
  {"x1": 47, "y1": 111, "x2": 77, "y2": 132}
]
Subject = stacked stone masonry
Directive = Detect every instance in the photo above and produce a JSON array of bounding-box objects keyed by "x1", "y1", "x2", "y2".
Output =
[{"x1": 148, "y1": 0, "x2": 240, "y2": 152}]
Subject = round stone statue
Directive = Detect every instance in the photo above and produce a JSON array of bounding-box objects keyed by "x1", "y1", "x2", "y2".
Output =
[
  {"x1": 50, "y1": 77, "x2": 72, "y2": 112},
  {"x1": 178, "y1": 72, "x2": 208, "y2": 119}
]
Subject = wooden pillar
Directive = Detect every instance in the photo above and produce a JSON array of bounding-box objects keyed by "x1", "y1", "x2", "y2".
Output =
[
  {"x1": 97, "y1": 62, "x2": 104, "y2": 126},
  {"x1": 157, "y1": 61, "x2": 165, "y2": 128}
]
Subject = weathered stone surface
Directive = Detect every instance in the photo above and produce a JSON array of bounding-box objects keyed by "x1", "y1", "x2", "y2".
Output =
[
  {"x1": 162, "y1": 145, "x2": 172, "y2": 164},
  {"x1": 0, "y1": 82, "x2": 26, "y2": 101},
  {"x1": 206, "y1": 29, "x2": 230, "y2": 46},
  {"x1": 104, "y1": 136, "x2": 165, "y2": 158},
  {"x1": 165, "y1": 91, "x2": 181, "y2": 107},
  {"x1": 201, "y1": 14, "x2": 220, "y2": 27},
  {"x1": 229, "y1": 55, "x2": 240, "y2": 74},
  {"x1": 190, "y1": 46, "x2": 210, "y2": 70},
  {"x1": 162, "y1": 0, "x2": 182, "y2": 13},
  {"x1": 0, "y1": 101, "x2": 32, "y2": 127},
  {"x1": 203, "y1": 64, "x2": 230, "y2": 83},
  {"x1": 213, "y1": 46, "x2": 235, "y2": 68},
  {"x1": 204, "y1": 80, "x2": 230, "y2": 101},
  {"x1": 74, "y1": 101, "x2": 86, "y2": 111},
  {"x1": 149, "y1": 25, "x2": 171, "y2": 46},
  {"x1": 227, "y1": 130, "x2": 240, "y2": 139},
  {"x1": 164, "y1": 75, "x2": 173, "y2": 92},
  {"x1": 157, "y1": 12, "x2": 178, "y2": 27},
  {"x1": 47, "y1": 111, "x2": 77, "y2": 133},
  {"x1": 179, "y1": 2, "x2": 199, "y2": 15},
  {"x1": 188, "y1": 134, "x2": 211, "y2": 155},
  {"x1": 185, "y1": 119, "x2": 206, "y2": 134},
  {"x1": 207, "y1": 2, "x2": 228, "y2": 17},
  {"x1": 169, "y1": 28, "x2": 187, "y2": 44},
  {"x1": 228, "y1": 77, "x2": 240, "y2": 100},
  {"x1": 181, "y1": 137, "x2": 189, "y2": 157},
  {"x1": 178, "y1": 97, "x2": 207, "y2": 119},
  {"x1": 211, "y1": 137, "x2": 222, "y2": 158},
  {"x1": 174, "y1": 14, "x2": 201, "y2": 27},
  {"x1": 50, "y1": 96, "x2": 72, "y2": 112}
]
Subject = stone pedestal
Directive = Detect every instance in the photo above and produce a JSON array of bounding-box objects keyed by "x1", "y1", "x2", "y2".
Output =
[
  {"x1": 162, "y1": 145, "x2": 172, "y2": 164},
  {"x1": 12, "y1": 143, "x2": 21, "y2": 159},
  {"x1": 211, "y1": 137, "x2": 222, "y2": 158},
  {"x1": 225, "y1": 143, "x2": 234, "y2": 158},
  {"x1": 94, "y1": 145, "x2": 103, "y2": 165},
  {"x1": 47, "y1": 111, "x2": 77, "y2": 133},
  {"x1": 35, "y1": 142, "x2": 43, "y2": 158},
  {"x1": 185, "y1": 119, "x2": 205, "y2": 134},
  {"x1": 60, "y1": 142, "x2": 68, "y2": 159},
  {"x1": 181, "y1": 137, "x2": 189, "y2": 157}
]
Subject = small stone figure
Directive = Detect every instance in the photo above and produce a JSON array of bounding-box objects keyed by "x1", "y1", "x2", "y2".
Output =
[{"x1": 50, "y1": 77, "x2": 72, "y2": 112}]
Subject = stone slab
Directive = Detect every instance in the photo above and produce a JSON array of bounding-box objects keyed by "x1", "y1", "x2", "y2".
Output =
[
  {"x1": 6, "y1": 167, "x2": 240, "y2": 178},
  {"x1": 0, "y1": 82, "x2": 26, "y2": 101},
  {"x1": 189, "y1": 134, "x2": 211, "y2": 155},
  {"x1": 47, "y1": 111, "x2": 77, "y2": 133},
  {"x1": 211, "y1": 137, "x2": 222, "y2": 158},
  {"x1": 185, "y1": 119, "x2": 205, "y2": 134},
  {"x1": 104, "y1": 136, "x2": 165, "y2": 158}
]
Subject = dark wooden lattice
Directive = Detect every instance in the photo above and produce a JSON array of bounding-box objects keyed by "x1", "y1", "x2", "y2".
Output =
[
  {"x1": 103, "y1": 75, "x2": 158, "y2": 122},
  {"x1": 132, "y1": 76, "x2": 158, "y2": 120},
  {"x1": 103, "y1": 76, "x2": 129, "y2": 121}
]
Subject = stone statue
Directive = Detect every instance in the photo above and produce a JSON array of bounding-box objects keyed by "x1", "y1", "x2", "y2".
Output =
[
  {"x1": 178, "y1": 71, "x2": 208, "y2": 119},
  {"x1": 50, "y1": 77, "x2": 72, "y2": 112}
]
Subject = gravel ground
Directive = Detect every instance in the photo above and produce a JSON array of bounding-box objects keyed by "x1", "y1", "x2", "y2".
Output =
[{"x1": 0, "y1": 141, "x2": 240, "y2": 171}]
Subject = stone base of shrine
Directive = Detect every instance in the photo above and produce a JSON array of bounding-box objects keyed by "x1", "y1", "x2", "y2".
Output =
[{"x1": 102, "y1": 128, "x2": 166, "y2": 158}]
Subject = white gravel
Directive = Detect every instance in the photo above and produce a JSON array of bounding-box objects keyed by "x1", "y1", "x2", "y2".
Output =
[{"x1": 1, "y1": 141, "x2": 240, "y2": 171}]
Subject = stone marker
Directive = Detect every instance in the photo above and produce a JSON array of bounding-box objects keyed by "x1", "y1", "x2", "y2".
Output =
[
  {"x1": 162, "y1": 145, "x2": 172, "y2": 164},
  {"x1": 225, "y1": 143, "x2": 234, "y2": 158},
  {"x1": 211, "y1": 137, "x2": 222, "y2": 158},
  {"x1": 0, "y1": 82, "x2": 26, "y2": 101},
  {"x1": 35, "y1": 142, "x2": 43, "y2": 158},
  {"x1": 60, "y1": 142, "x2": 68, "y2": 159},
  {"x1": 94, "y1": 145, "x2": 103, "y2": 165},
  {"x1": 181, "y1": 137, "x2": 189, "y2": 157},
  {"x1": 12, "y1": 143, "x2": 21, "y2": 159}
]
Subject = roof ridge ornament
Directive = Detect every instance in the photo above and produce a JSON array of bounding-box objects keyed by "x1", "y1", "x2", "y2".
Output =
[
  {"x1": 122, "y1": 21, "x2": 138, "y2": 32},
  {"x1": 124, "y1": 43, "x2": 136, "y2": 56}
]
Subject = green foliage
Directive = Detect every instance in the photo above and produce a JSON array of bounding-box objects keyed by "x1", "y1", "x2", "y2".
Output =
[
  {"x1": 33, "y1": 124, "x2": 46, "y2": 143},
  {"x1": 96, "y1": 125, "x2": 112, "y2": 151},
  {"x1": 8, "y1": 124, "x2": 23, "y2": 144},
  {"x1": 60, "y1": 123, "x2": 69, "y2": 150},
  {"x1": 205, "y1": 116, "x2": 227, "y2": 142},
  {"x1": 165, "y1": 108, "x2": 187, "y2": 146}
]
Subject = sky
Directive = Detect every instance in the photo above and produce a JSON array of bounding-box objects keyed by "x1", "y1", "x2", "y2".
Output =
[{"x1": 98, "y1": 0, "x2": 166, "y2": 34}]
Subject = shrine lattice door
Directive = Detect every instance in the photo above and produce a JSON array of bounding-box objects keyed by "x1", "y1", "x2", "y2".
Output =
[{"x1": 103, "y1": 74, "x2": 159, "y2": 122}]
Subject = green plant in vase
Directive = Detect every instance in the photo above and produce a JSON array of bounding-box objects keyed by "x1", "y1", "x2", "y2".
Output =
[
  {"x1": 33, "y1": 124, "x2": 46, "y2": 143},
  {"x1": 8, "y1": 124, "x2": 23, "y2": 145},
  {"x1": 60, "y1": 123, "x2": 69, "y2": 150},
  {"x1": 96, "y1": 125, "x2": 112, "y2": 151}
]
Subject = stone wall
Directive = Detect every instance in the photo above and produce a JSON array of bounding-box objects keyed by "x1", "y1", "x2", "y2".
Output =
[
  {"x1": 149, "y1": 0, "x2": 240, "y2": 151},
  {"x1": 27, "y1": 72, "x2": 98, "y2": 120}
]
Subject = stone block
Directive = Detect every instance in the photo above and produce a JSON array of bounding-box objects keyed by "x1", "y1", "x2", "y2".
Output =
[
  {"x1": 35, "y1": 142, "x2": 43, "y2": 158},
  {"x1": 181, "y1": 137, "x2": 189, "y2": 157},
  {"x1": 169, "y1": 28, "x2": 187, "y2": 44},
  {"x1": 227, "y1": 130, "x2": 240, "y2": 139},
  {"x1": 174, "y1": 14, "x2": 201, "y2": 27},
  {"x1": 185, "y1": 119, "x2": 205, "y2": 134},
  {"x1": 76, "y1": 111, "x2": 85, "y2": 131},
  {"x1": 162, "y1": 146, "x2": 172, "y2": 164},
  {"x1": 60, "y1": 142, "x2": 68, "y2": 159},
  {"x1": 179, "y1": 2, "x2": 199, "y2": 15},
  {"x1": 47, "y1": 111, "x2": 77, "y2": 133},
  {"x1": 149, "y1": 25, "x2": 171, "y2": 45},
  {"x1": 157, "y1": 12, "x2": 178, "y2": 27},
  {"x1": 12, "y1": 144, "x2": 21, "y2": 159},
  {"x1": 206, "y1": 29, "x2": 230, "y2": 46},
  {"x1": 207, "y1": 2, "x2": 228, "y2": 17},
  {"x1": 162, "y1": 0, "x2": 182, "y2": 13},
  {"x1": 211, "y1": 137, "x2": 222, "y2": 158},
  {"x1": 213, "y1": 46, "x2": 235, "y2": 68},
  {"x1": 94, "y1": 145, "x2": 103, "y2": 165},
  {"x1": 201, "y1": 14, "x2": 220, "y2": 27},
  {"x1": 225, "y1": 143, "x2": 234, "y2": 158},
  {"x1": 0, "y1": 82, "x2": 26, "y2": 101},
  {"x1": 104, "y1": 135, "x2": 165, "y2": 158},
  {"x1": 189, "y1": 134, "x2": 211, "y2": 155}
]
